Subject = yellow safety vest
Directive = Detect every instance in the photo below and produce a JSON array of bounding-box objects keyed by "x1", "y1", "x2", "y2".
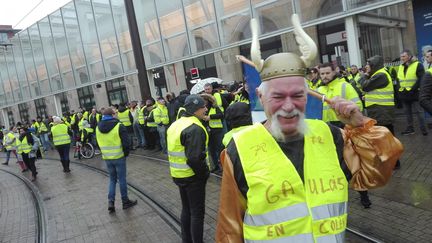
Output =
[
  {"x1": 427, "y1": 67, "x2": 432, "y2": 75},
  {"x1": 138, "y1": 107, "x2": 145, "y2": 125},
  {"x1": 147, "y1": 109, "x2": 157, "y2": 127},
  {"x1": 82, "y1": 111, "x2": 89, "y2": 120},
  {"x1": 117, "y1": 110, "x2": 132, "y2": 126},
  {"x1": 365, "y1": 68, "x2": 394, "y2": 107},
  {"x1": 18, "y1": 136, "x2": 32, "y2": 154},
  {"x1": 4, "y1": 132, "x2": 16, "y2": 150},
  {"x1": 38, "y1": 121, "x2": 48, "y2": 133},
  {"x1": 317, "y1": 78, "x2": 362, "y2": 122},
  {"x1": 81, "y1": 127, "x2": 94, "y2": 142},
  {"x1": 222, "y1": 126, "x2": 250, "y2": 147},
  {"x1": 154, "y1": 105, "x2": 170, "y2": 125},
  {"x1": 234, "y1": 120, "x2": 348, "y2": 242},
  {"x1": 51, "y1": 124, "x2": 71, "y2": 146},
  {"x1": 213, "y1": 92, "x2": 224, "y2": 112},
  {"x1": 63, "y1": 117, "x2": 71, "y2": 128},
  {"x1": 167, "y1": 116, "x2": 209, "y2": 178},
  {"x1": 307, "y1": 79, "x2": 322, "y2": 91},
  {"x1": 96, "y1": 123, "x2": 124, "y2": 160},
  {"x1": 398, "y1": 61, "x2": 419, "y2": 91},
  {"x1": 208, "y1": 107, "x2": 223, "y2": 128}
]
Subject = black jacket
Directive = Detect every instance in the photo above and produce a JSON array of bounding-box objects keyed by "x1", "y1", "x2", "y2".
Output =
[
  {"x1": 173, "y1": 114, "x2": 209, "y2": 185},
  {"x1": 420, "y1": 71, "x2": 432, "y2": 114},
  {"x1": 97, "y1": 118, "x2": 130, "y2": 157}
]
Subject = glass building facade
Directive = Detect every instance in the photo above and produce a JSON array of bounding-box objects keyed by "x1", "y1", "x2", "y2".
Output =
[{"x1": 0, "y1": 0, "x2": 419, "y2": 127}]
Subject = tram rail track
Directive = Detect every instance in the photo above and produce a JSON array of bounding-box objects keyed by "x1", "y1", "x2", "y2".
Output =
[{"x1": 0, "y1": 168, "x2": 47, "y2": 243}]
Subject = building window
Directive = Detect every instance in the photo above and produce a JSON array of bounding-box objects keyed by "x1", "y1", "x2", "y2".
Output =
[
  {"x1": 59, "y1": 92, "x2": 69, "y2": 114},
  {"x1": 183, "y1": 53, "x2": 217, "y2": 90},
  {"x1": 35, "y1": 98, "x2": 48, "y2": 118},
  {"x1": 18, "y1": 103, "x2": 30, "y2": 124},
  {"x1": 77, "y1": 86, "x2": 96, "y2": 111},
  {"x1": 106, "y1": 78, "x2": 128, "y2": 106},
  {"x1": 7, "y1": 110, "x2": 14, "y2": 127}
]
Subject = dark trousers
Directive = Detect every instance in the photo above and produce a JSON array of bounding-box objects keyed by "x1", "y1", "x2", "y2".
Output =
[
  {"x1": 208, "y1": 128, "x2": 224, "y2": 170},
  {"x1": 22, "y1": 153, "x2": 37, "y2": 176},
  {"x1": 143, "y1": 126, "x2": 159, "y2": 149},
  {"x1": 178, "y1": 179, "x2": 207, "y2": 243},
  {"x1": 56, "y1": 144, "x2": 70, "y2": 171}
]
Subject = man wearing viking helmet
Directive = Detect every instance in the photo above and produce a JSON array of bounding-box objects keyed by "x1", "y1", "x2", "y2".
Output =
[{"x1": 215, "y1": 14, "x2": 403, "y2": 243}]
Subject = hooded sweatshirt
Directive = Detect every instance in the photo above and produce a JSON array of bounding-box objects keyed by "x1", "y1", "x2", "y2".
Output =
[{"x1": 97, "y1": 116, "x2": 130, "y2": 157}]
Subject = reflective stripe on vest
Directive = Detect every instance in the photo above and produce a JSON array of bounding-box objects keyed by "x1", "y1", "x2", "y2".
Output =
[
  {"x1": 365, "y1": 68, "x2": 394, "y2": 107},
  {"x1": 96, "y1": 123, "x2": 124, "y2": 160},
  {"x1": 167, "y1": 116, "x2": 209, "y2": 178},
  {"x1": 51, "y1": 124, "x2": 71, "y2": 146},
  {"x1": 209, "y1": 107, "x2": 223, "y2": 128},
  {"x1": 397, "y1": 61, "x2": 419, "y2": 91},
  {"x1": 117, "y1": 110, "x2": 132, "y2": 126},
  {"x1": 234, "y1": 120, "x2": 348, "y2": 242},
  {"x1": 318, "y1": 78, "x2": 362, "y2": 122}
]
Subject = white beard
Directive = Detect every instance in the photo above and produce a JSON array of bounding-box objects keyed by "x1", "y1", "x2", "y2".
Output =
[{"x1": 269, "y1": 109, "x2": 307, "y2": 142}]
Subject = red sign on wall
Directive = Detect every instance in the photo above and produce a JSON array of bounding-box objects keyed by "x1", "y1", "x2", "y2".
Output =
[{"x1": 190, "y1": 67, "x2": 199, "y2": 79}]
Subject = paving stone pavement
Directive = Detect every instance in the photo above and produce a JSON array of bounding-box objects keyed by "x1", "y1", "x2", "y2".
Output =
[
  {"x1": 0, "y1": 169, "x2": 37, "y2": 243},
  {"x1": 1, "y1": 158, "x2": 180, "y2": 243}
]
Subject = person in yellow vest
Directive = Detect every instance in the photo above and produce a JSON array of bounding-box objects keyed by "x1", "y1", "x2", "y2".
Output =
[
  {"x1": 306, "y1": 67, "x2": 321, "y2": 90},
  {"x1": 2, "y1": 127, "x2": 19, "y2": 165},
  {"x1": 397, "y1": 49, "x2": 427, "y2": 136},
  {"x1": 317, "y1": 62, "x2": 363, "y2": 128},
  {"x1": 216, "y1": 15, "x2": 403, "y2": 242},
  {"x1": 420, "y1": 50, "x2": 432, "y2": 115},
  {"x1": 117, "y1": 102, "x2": 134, "y2": 149},
  {"x1": 18, "y1": 127, "x2": 38, "y2": 181},
  {"x1": 362, "y1": 55, "x2": 401, "y2": 170},
  {"x1": 96, "y1": 108, "x2": 137, "y2": 213},
  {"x1": 348, "y1": 64, "x2": 365, "y2": 108},
  {"x1": 167, "y1": 94, "x2": 210, "y2": 243},
  {"x1": 36, "y1": 116, "x2": 51, "y2": 152},
  {"x1": 153, "y1": 97, "x2": 170, "y2": 154},
  {"x1": 142, "y1": 99, "x2": 158, "y2": 150},
  {"x1": 51, "y1": 116, "x2": 73, "y2": 172},
  {"x1": 222, "y1": 102, "x2": 252, "y2": 147},
  {"x1": 201, "y1": 93, "x2": 224, "y2": 173}
]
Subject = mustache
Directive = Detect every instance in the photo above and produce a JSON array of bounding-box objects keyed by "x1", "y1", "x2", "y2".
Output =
[{"x1": 274, "y1": 109, "x2": 301, "y2": 118}]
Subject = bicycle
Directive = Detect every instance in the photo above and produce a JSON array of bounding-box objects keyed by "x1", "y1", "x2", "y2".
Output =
[{"x1": 73, "y1": 135, "x2": 95, "y2": 159}]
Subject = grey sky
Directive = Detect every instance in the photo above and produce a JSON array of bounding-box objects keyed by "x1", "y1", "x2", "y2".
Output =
[{"x1": 0, "y1": 0, "x2": 71, "y2": 30}]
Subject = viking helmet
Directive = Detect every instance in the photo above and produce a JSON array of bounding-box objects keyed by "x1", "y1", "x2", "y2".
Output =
[{"x1": 251, "y1": 14, "x2": 318, "y2": 81}]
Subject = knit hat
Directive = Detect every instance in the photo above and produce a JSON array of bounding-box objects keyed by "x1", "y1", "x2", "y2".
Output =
[
  {"x1": 184, "y1": 94, "x2": 206, "y2": 114},
  {"x1": 53, "y1": 116, "x2": 62, "y2": 123}
]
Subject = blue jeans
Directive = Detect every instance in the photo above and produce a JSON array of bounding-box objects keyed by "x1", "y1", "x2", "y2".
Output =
[
  {"x1": 39, "y1": 133, "x2": 52, "y2": 151},
  {"x1": 157, "y1": 125, "x2": 167, "y2": 153},
  {"x1": 5, "y1": 150, "x2": 18, "y2": 163},
  {"x1": 105, "y1": 157, "x2": 128, "y2": 202},
  {"x1": 133, "y1": 122, "x2": 146, "y2": 147}
]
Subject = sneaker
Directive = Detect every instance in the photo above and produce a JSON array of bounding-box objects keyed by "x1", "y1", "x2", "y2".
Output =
[
  {"x1": 108, "y1": 201, "x2": 115, "y2": 213},
  {"x1": 401, "y1": 128, "x2": 415, "y2": 135},
  {"x1": 122, "y1": 199, "x2": 137, "y2": 209},
  {"x1": 1, "y1": 162, "x2": 8, "y2": 165}
]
